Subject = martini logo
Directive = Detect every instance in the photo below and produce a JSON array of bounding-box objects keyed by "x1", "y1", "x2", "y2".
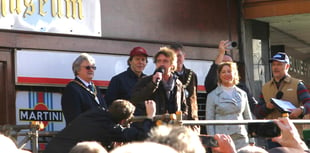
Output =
[{"x1": 19, "y1": 103, "x2": 63, "y2": 122}]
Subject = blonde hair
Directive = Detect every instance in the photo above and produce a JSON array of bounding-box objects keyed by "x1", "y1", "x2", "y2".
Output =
[
  {"x1": 153, "y1": 47, "x2": 177, "y2": 72},
  {"x1": 217, "y1": 62, "x2": 240, "y2": 85}
]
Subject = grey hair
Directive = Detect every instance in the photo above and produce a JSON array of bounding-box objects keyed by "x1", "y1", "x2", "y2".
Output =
[
  {"x1": 69, "y1": 141, "x2": 107, "y2": 153},
  {"x1": 72, "y1": 53, "x2": 95, "y2": 76},
  {"x1": 237, "y1": 145, "x2": 267, "y2": 153},
  {"x1": 147, "y1": 125, "x2": 205, "y2": 153}
]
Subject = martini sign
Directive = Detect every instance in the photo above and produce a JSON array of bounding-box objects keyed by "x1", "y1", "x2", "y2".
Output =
[{"x1": 19, "y1": 103, "x2": 63, "y2": 129}]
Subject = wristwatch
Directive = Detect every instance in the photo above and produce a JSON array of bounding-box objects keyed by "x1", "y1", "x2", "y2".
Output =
[{"x1": 299, "y1": 106, "x2": 306, "y2": 115}]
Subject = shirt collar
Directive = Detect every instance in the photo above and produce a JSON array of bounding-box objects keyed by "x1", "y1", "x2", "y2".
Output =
[
  {"x1": 77, "y1": 76, "x2": 91, "y2": 87},
  {"x1": 127, "y1": 67, "x2": 146, "y2": 78},
  {"x1": 272, "y1": 75, "x2": 292, "y2": 84},
  {"x1": 176, "y1": 65, "x2": 185, "y2": 76}
]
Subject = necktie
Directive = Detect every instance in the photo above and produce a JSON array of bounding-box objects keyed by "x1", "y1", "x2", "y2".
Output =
[{"x1": 88, "y1": 84, "x2": 94, "y2": 92}]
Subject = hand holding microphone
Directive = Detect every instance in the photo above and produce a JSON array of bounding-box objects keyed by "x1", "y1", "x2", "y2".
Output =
[{"x1": 152, "y1": 66, "x2": 165, "y2": 85}]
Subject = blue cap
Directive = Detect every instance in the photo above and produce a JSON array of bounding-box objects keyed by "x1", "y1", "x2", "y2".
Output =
[{"x1": 269, "y1": 52, "x2": 289, "y2": 64}]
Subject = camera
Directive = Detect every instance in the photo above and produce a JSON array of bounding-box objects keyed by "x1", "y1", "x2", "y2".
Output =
[
  {"x1": 199, "y1": 135, "x2": 218, "y2": 147},
  {"x1": 225, "y1": 41, "x2": 238, "y2": 50},
  {"x1": 248, "y1": 122, "x2": 281, "y2": 138}
]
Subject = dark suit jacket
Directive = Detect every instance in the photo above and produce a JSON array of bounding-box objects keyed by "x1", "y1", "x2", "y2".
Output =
[
  {"x1": 61, "y1": 77, "x2": 107, "y2": 125},
  {"x1": 176, "y1": 65, "x2": 198, "y2": 120},
  {"x1": 131, "y1": 74, "x2": 188, "y2": 117},
  {"x1": 44, "y1": 108, "x2": 152, "y2": 153}
]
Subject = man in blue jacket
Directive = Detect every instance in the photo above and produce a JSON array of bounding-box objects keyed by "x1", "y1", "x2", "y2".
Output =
[
  {"x1": 61, "y1": 53, "x2": 107, "y2": 125},
  {"x1": 105, "y1": 47, "x2": 148, "y2": 107}
]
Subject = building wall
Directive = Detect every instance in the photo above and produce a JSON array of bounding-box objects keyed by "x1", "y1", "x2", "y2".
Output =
[
  {"x1": 0, "y1": 0, "x2": 241, "y2": 126},
  {"x1": 100, "y1": 0, "x2": 239, "y2": 60}
]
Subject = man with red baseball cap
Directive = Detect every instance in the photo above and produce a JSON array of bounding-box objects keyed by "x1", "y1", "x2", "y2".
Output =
[{"x1": 105, "y1": 47, "x2": 148, "y2": 106}]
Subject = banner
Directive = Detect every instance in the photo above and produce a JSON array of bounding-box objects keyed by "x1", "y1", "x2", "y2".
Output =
[
  {"x1": 15, "y1": 49, "x2": 212, "y2": 91},
  {"x1": 0, "y1": 0, "x2": 101, "y2": 36}
]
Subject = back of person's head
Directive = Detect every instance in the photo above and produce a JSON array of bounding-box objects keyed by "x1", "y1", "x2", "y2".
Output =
[
  {"x1": 223, "y1": 54, "x2": 233, "y2": 62},
  {"x1": 108, "y1": 99, "x2": 135, "y2": 123},
  {"x1": 146, "y1": 125, "x2": 205, "y2": 153},
  {"x1": 0, "y1": 134, "x2": 30, "y2": 153},
  {"x1": 268, "y1": 147, "x2": 303, "y2": 153},
  {"x1": 69, "y1": 141, "x2": 107, "y2": 153},
  {"x1": 237, "y1": 145, "x2": 267, "y2": 153},
  {"x1": 110, "y1": 142, "x2": 178, "y2": 153},
  {"x1": 0, "y1": 134, "x2": 18, "y2": 152}
]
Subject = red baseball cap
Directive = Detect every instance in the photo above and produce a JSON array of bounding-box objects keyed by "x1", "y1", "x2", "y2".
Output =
[{"x1": 130, "y1": 47, "x2": 148, "y2": 57}]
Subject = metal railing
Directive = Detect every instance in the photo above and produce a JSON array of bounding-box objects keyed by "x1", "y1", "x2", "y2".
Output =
[
  {"x1": 180, "y1": 119, "x2": 310, "y2": 125},
  {"x1": 0, "y1": 123, "x2": 58, "y2": 153},
  {"x1": 2, "y1": 115, "x2": 310, "y2": 153}
]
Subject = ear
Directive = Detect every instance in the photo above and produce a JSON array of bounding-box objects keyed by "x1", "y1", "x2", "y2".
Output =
[{"x1": 285, "y1": 63, "x2": 290, "y2": 70}]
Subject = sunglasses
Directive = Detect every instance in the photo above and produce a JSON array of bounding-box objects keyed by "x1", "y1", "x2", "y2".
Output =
[
  {"x1": 276, "y1": 91, "x2": 283, "y2": 99},
  {"x1": 82, "y1": 65, "x2": 96, "y2": 70}
]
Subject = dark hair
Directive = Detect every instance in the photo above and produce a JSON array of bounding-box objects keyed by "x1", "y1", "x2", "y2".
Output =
[
  {"x1": 127, "y1": 56, "x2": 148, "y2": 66},
  {"x1": 169, "y1": 43, "x2": 184, "y2": 51},
  {"x1": 108, "y1": 99, "x2": 135, "y2": 123},
  {"x1": 224, "y1": 53, "x2": 232, "y2": 58}
]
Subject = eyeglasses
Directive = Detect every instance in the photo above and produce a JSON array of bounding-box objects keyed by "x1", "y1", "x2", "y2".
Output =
[{"x1": 82, "y1": 65, "x2": 96, "y2": 70}]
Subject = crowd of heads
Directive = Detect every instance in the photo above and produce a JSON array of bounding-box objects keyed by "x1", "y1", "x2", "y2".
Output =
[{"x1": 147, "y1": 125, "x2": 205, "y2": 153}]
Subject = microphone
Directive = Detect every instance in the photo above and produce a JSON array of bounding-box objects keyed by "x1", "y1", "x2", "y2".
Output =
[
  {"x1": 154, "y1": 66, "x2": 165, "y2": 85},
  {"x1": 154, "y1": 66, "x2": 165, "y2": 73}
]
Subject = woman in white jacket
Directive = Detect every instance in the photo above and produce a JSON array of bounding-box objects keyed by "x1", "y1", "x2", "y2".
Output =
[{"x1": 205, "y1": 62, "x2": 252, "y2": 150}]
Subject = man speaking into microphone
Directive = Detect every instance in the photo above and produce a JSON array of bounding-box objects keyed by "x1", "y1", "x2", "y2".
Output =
[{"x1": 131, "y1": 47, "x2": 188, "y2": 119}]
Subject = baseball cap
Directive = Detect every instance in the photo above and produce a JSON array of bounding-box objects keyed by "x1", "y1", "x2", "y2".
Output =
[
  {"x1": 130, "y1": 47, "x2": 148, "y2": 57},
  {"x1": 269, "y1": 52, "x2": 289, "y2": 64}
]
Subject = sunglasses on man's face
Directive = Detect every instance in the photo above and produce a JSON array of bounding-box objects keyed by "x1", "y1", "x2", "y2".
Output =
[{"x1": 82, "y1": 65, "x2": 96, "y2": 70}]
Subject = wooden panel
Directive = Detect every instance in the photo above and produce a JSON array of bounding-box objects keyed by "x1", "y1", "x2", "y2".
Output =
[
  {"x1": 0, "y1": 50, "x2": 15, "y2": 124},
  {"x1": 0, "y1": 30, "x2": 229, "y2": 61},
  {"x1": 101, "y1": 0, "x2": 239, "y2": 44},
  {"x1": 244, "y1": 0, "x2": 310, "y2": 19},
  {"x1": 0, "y1": 62, "x2": 5, "y2": 124}
]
